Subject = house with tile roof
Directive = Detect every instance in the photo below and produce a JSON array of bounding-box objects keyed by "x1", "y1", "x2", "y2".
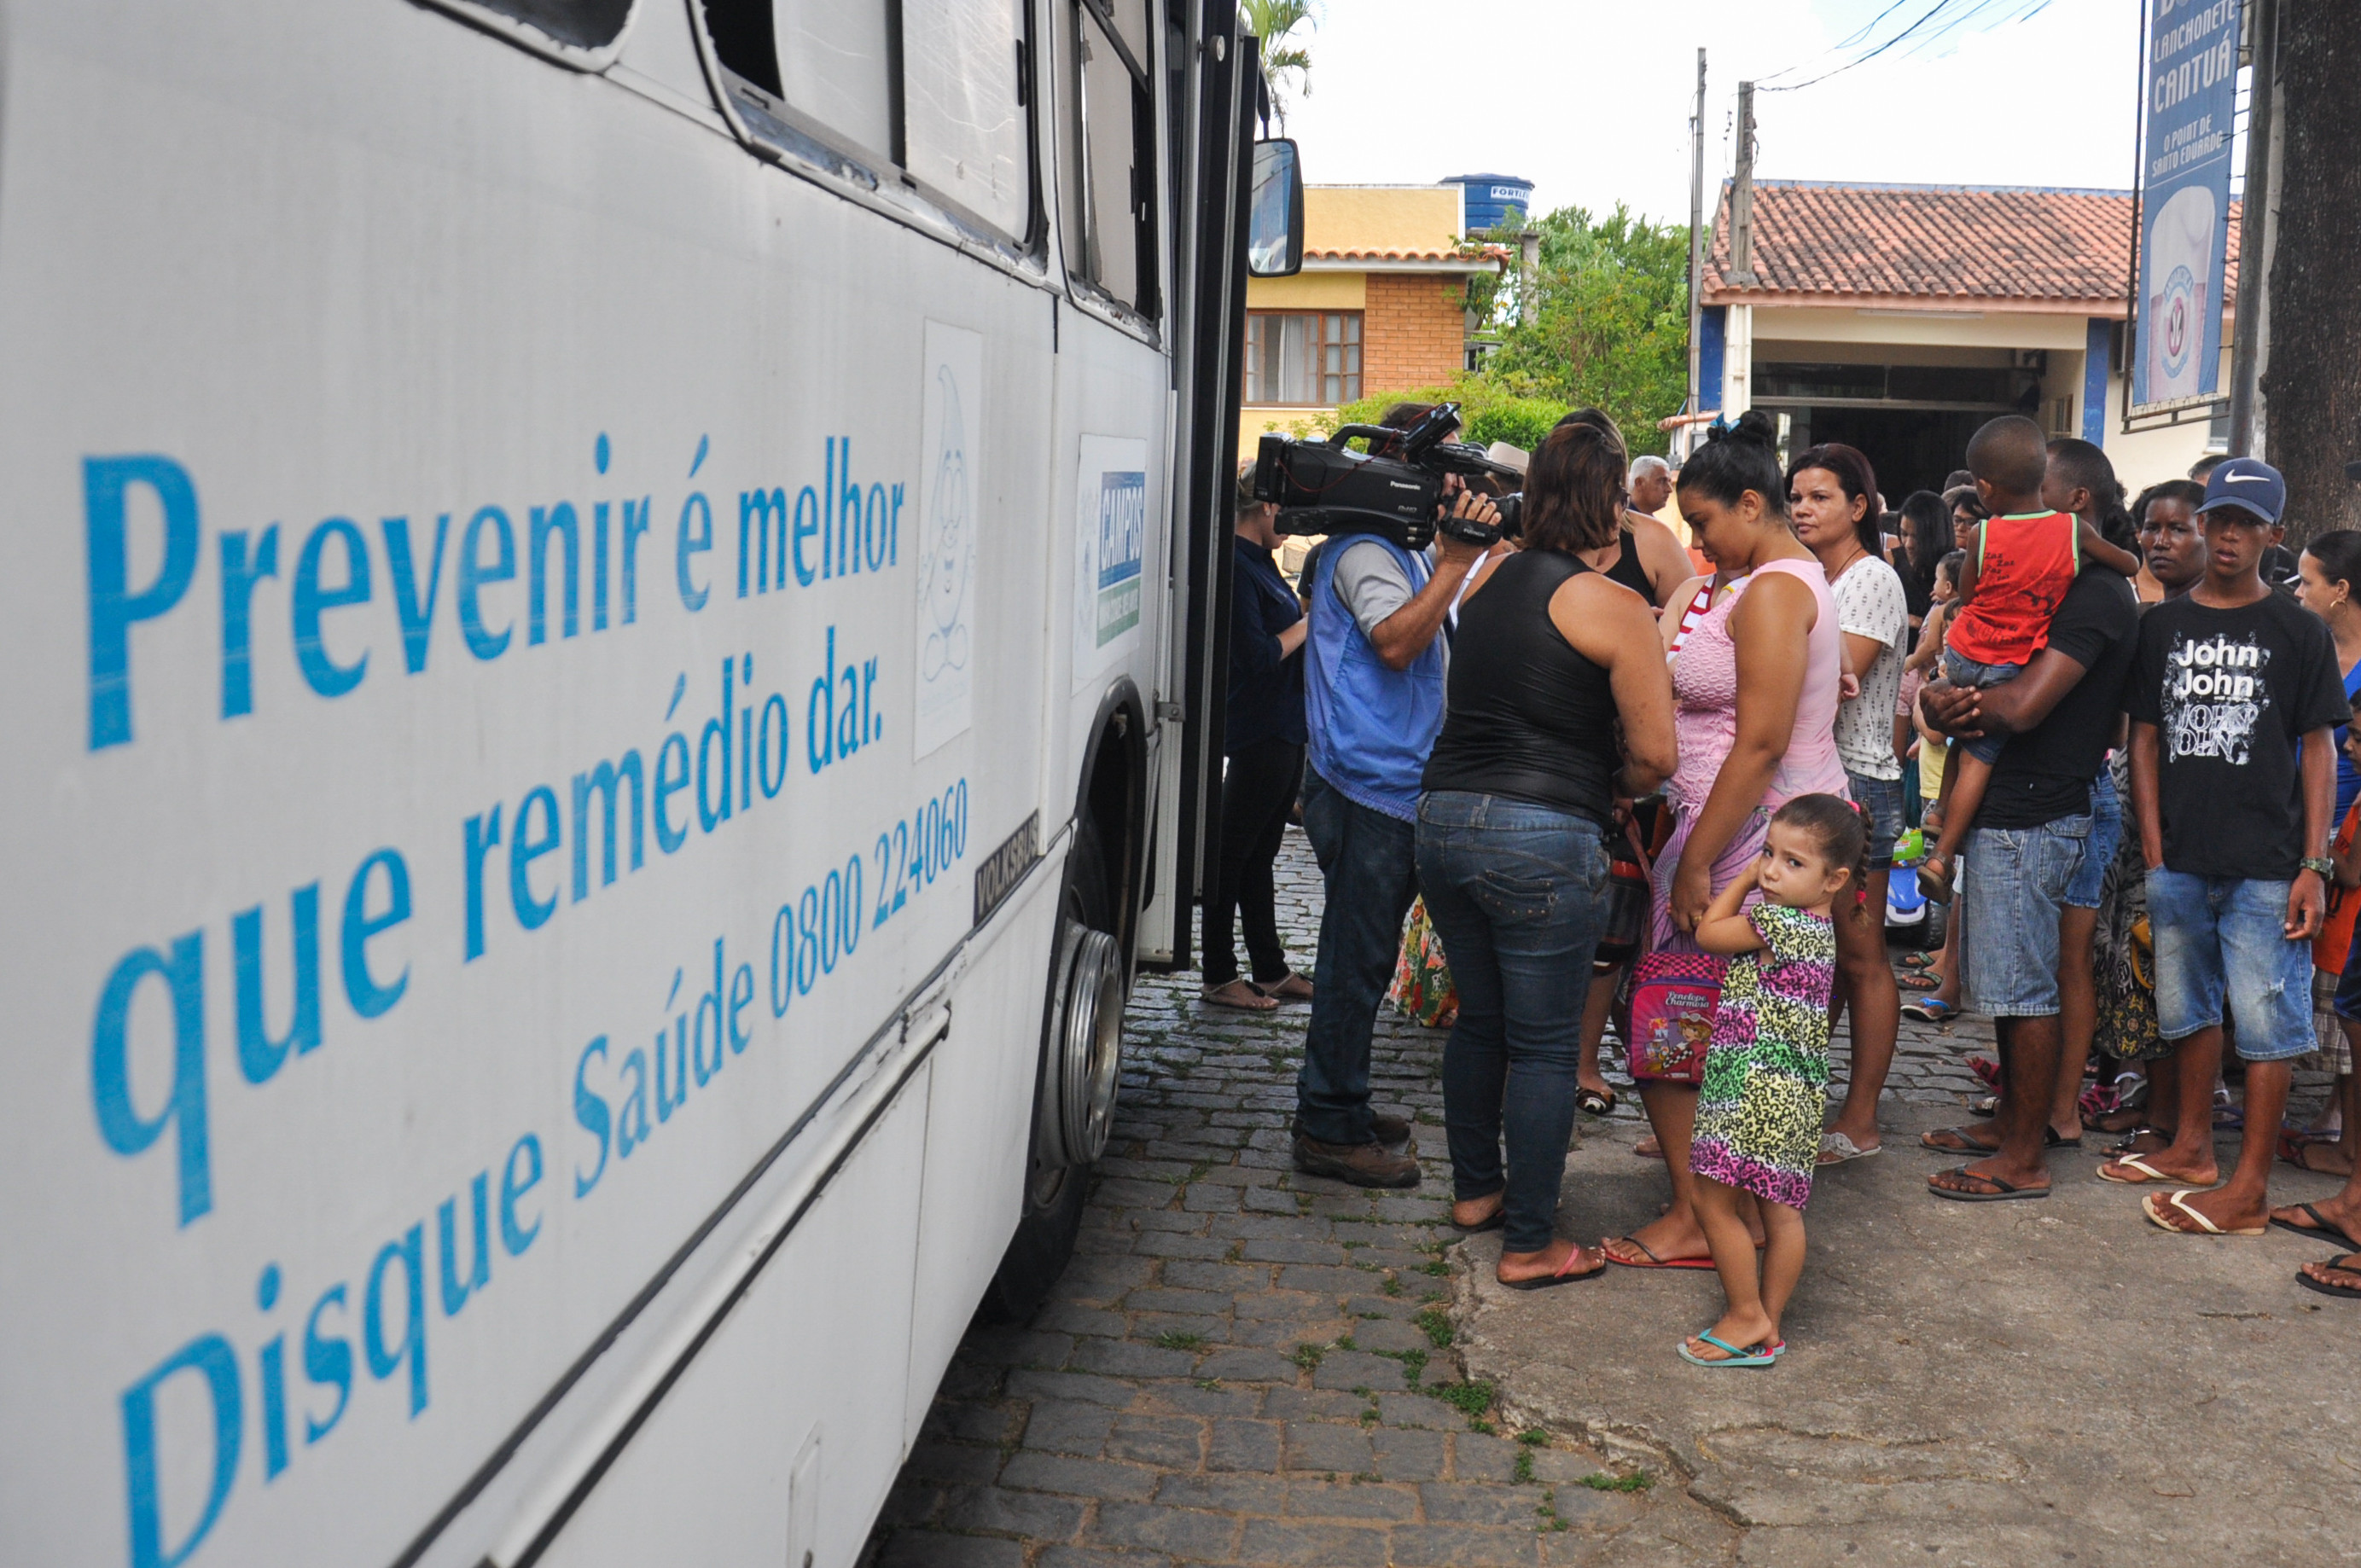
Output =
[
  {"x1": 1238, "y1": 184, "x2": 1507, "y2": 456},
  {"x1": 1700, "y1": 180, "x2": 2234, "y2": 497}
]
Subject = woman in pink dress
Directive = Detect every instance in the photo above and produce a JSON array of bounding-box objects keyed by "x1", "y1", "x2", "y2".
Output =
[{"x1": 1606, "y1": 412, "x2": 1850, "y2": 1271}]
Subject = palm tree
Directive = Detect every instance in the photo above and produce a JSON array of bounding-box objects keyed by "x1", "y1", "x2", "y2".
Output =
[{"x1": 1238, "y1": 0, "x2": 1316, "y2": 127}]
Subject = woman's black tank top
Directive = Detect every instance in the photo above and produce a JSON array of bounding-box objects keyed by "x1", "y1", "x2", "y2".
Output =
[
  {"x1": 1602, "y1": 521, "x2": 1656, "y2": 599},
  {"x1": 1421, "y1": 550, "x2": 1621, "y2": 824}
]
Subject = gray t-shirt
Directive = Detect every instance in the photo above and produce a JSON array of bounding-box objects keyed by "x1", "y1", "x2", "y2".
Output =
[
  {"x1": 1331, "y1": 539, "x2": 1449, "y2": 677},
  {"x1": 1340, "y1": 543, "x2": 1445, "y2": 684}
]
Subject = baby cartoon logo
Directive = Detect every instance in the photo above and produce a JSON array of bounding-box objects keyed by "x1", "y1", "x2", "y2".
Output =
[
  {"x1": 2164, "y1": 631, "x2": 2270, "y2": 764},
  {"x1": 921, "y1": 364, "x2": 972, "y2": 682},
  {"x1": 913, "y1": 322, "x2": 981, "y2": 756}
]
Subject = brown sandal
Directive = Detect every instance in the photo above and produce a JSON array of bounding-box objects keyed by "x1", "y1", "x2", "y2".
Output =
[{"x1": 1201, "y1": 979, "x2": 1277, "y2": 1012}]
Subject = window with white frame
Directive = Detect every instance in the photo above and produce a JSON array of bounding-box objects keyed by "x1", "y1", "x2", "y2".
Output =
[{"x1": 1244, "y1": 311, "x2": 1361, "y2": 405}]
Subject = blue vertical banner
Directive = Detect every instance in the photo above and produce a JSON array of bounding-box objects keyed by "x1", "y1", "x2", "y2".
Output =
[{"x1": 2131, "y1": 0, "x2": 2241, "y2": 413}]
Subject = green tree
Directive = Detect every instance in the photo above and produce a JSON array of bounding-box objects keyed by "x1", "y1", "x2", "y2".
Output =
[
  {"x1": 1476, "y1": 204, "x2": 1691, "y2": 456},
  {"x1": 1239, "y1": 0, "x2": 1316, "y2": 126}
]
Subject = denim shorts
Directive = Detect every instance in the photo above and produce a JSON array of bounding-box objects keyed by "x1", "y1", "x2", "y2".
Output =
[
  {"x1": 1958, "y1": 814, "x2": 2090, "y2": 1018},
  {"x1": 1844, "y1": 769, "x2": 1905, "y2": 871},
  {"x1": 1941, "y1": 646, "x2": 2025, "y2": 765},
  {"x1": 2146, "y1": 868, "x2": 2314, "y2": 1060},
  {"x1": 2063, "y1": 768, "x2": 2122, "y2": 910}
]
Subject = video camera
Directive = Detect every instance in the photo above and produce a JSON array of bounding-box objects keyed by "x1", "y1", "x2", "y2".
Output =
[{"x1": 1252, "y1": 402, "x2": 1523, "y2": 551}]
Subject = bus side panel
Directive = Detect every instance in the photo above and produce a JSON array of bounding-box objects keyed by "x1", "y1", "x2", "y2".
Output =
[
  {"x1": 903, "y1": 866, "x2": 1063, "y2": 1446},
  {"x1": 0, "y1": 3, "x2": 1056, "y2": 1565},
  {"x1": 537, "y1": 1071, "x2": 933, "y2": 1568}
]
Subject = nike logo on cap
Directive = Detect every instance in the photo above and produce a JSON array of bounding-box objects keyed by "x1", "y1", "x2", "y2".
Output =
[{"x1": 2225, "y1": 473, "x2": 2270, "y2": 483}]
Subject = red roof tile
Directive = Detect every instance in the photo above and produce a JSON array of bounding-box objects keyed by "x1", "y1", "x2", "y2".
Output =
[{"x1": 1702, "y1": 182, "x2": 2238, "y2": 314}]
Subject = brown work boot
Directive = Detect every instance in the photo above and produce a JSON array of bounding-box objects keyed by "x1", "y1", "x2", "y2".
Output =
[
  {"x1": 1293, "y1": 1134, "x2": 1421, "y2": 1188},
  {"x1": 1370, "y1": 1112, "x2": 1414, "y2": 1146}
]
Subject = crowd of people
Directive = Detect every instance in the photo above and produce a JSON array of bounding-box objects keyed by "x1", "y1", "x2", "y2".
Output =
[{"x1": 1204, "y1": 400, "x2": 2361, "y2": 1370}]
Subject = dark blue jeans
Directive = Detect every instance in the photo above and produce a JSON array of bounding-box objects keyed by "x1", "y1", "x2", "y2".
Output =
[
  {"x1": 1295, "y1": 766, "x2": 1421, "y2": 1146},
  {"x1": 1415, "y1": 792, "x2": 1608, "y2": 1253}
]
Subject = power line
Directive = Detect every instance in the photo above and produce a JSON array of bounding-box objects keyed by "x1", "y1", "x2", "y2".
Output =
[
  {"x1": 1754, "y1": 0, "x2": 1920, "y2": 85},
  {"x1": 1756, "y1": 0, "x2": 2049, "y2": 94}
]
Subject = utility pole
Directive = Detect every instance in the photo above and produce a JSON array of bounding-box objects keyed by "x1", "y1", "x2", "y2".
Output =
[
  {"x1": 1685, "y1": 47, "x2": 1706, "y2": 454},
  {"x1": 2261, "y1": 0, "x2": 2361, "y2": 538},
  {"x1": 1729, "y1": 81, "x2": 1759, "y2": 286},
  {"x1": 2227, "y1": 0, "x2": 2281, "y2": 459}
]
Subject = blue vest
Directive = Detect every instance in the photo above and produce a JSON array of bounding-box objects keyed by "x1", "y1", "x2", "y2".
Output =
[{"x1": 1306, "y1": 537, "x2": 1445, "y2": 822}]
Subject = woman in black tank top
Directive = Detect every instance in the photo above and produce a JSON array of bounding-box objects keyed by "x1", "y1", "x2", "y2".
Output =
[{"x1": 1415, "y1": 419, "x2": 1678, "y2": 1288}]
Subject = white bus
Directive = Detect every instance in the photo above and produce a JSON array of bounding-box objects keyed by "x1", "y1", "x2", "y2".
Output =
[{"x1": 0, "y1": 3, "x2": 1301, "y2": 1564}]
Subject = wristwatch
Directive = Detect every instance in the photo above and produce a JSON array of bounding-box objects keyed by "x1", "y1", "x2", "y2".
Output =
[{"x1": 2301, "y1": 857, "x2": 2335, "y2": 880}]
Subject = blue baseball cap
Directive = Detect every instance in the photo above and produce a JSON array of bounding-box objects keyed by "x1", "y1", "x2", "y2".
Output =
[{"x1": 2201, "y1": 456, "x2": 2286, "y2": 526}]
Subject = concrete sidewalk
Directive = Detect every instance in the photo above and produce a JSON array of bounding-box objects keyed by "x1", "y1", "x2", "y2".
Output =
[{"x1": 1457, "y1": 1106, "x2": 2361, "y2": 1565}]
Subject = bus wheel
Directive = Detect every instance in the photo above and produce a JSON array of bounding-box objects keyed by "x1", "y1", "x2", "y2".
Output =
[{"x1": 980, "y1": 824, "x2": 1126, "y2": 1322}]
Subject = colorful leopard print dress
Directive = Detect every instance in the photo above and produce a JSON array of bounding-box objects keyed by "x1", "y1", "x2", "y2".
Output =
[{"x1": 1688, "y1": 903, "x2": 1838, "y2": 1211}]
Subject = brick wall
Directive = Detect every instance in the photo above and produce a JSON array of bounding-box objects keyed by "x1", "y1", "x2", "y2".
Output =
[{"x1": 1362, "y1": 273, "x2": 1468, "y2": 393}]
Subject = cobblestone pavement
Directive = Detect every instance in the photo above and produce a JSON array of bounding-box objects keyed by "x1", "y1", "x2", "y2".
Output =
[{"x1": 858, "y1": 828, "x2": 2321, "y2": 1565}]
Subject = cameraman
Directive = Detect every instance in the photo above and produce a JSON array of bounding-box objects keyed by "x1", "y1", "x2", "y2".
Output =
[{"x1": 1293, "y1": 447, "x2": 1499, "y2": 1188}]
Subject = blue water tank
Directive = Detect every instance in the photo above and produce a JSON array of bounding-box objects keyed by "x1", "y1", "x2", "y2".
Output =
[{"x1": 1442, "y1": 173, "x2": 1535, "y2": 237}]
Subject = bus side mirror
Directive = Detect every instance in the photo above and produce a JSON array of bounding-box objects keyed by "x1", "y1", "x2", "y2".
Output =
[{"x1": 1247, "y1": 138, "x2": 1304, "y2": 277}]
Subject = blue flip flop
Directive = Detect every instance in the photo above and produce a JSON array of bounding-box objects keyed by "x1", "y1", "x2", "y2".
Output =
[
  {"x1": 1677, "y1": 1333, "x2": 1783, "y2": 1368},
  {"x1": 1901, "y1": 997, "x2": 1959, "y2": 1023}
]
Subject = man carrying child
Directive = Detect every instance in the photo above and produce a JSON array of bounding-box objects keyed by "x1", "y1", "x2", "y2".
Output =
[{"x1": 1916, "y1": 418, "x2": 2140, "y2": 1199}]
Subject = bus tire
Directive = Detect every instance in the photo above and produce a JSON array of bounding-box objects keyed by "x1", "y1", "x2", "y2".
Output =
[{"x1": 979, "y1": 821, "x2": 1125, "y2": 1323}]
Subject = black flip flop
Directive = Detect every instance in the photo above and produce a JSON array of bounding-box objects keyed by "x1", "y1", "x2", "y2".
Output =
[
  {"x1": 2297, "y1": 1253, "x2": 2361, "y2": 1300},
  {"x1": 1451, "y1": 1205, "x2": 1508, "y2": 1235},
  {"x1": 2046, "y1": 1126, "x2": 2083, "y2": 1150},
  {"x1": 1501, "y1": 1250, "x2": 1607, "y2": 1290},
  {"x1": 2270, "y1": 1203, "x2": 2361, "y2": 1252},
  {"x1": 1928, "y1": 1164, "x2": 2050, "y2": 1202}
]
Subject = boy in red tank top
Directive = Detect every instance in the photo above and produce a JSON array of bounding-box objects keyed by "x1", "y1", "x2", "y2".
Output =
[{"x1": 1919, "y1": 417, "x2": 2140, "y2": 901}]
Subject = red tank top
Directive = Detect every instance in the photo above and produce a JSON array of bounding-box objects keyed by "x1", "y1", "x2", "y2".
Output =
[{"x1": 1946, "y1": 510, "x2": 2079, "y2": 665}]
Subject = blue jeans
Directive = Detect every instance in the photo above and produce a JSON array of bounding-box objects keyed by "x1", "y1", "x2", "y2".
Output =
[
  {"x1": 1845, "y1": 768, "x2": 1906, "y2": 870},
  {"x1": 2065, "y1": 767, "x2": 2121, "y2": 909},
  {"x1": 1296, "y1": 766, "x2": 1422, "y2": 1145},
  {"x1": 1960, "y1": 814, "x2": 2089, "y2": 1018},
  {"x1": 2146, "y1": 868, "x2": 2312, "y2": 1060},
  {"x1": 1415, "y1": 792, "x2": 1608, "y2": 1253},
  {"x1": 1942, "y1": 646, "x2": 2026, "y2": 765}
]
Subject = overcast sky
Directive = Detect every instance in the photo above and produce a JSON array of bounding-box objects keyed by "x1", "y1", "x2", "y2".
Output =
[{"x1": 1276, "y1": 0, "x2": 2145, "y2": 228}]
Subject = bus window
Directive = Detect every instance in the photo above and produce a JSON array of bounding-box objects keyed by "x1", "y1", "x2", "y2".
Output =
[
  {"x1": 903, "y1": 0, "x2": 1032, "y2": 240},
  {"x1": 421, "y1": 0, "x2": 636, "y2": 58},
  {"x1": 701, "y1": 0, "x2": 896, "y2": 168},
  {"x1": 1067, "y1": 1, "x2": 1157, "y2": 317}
]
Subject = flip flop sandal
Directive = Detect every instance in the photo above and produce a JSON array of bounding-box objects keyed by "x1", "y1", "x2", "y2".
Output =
[
  {"x1": 2105, "y1": 1127, "x2": 2170, "y2": 1156},
  {"x1": 2046, "y1": 1127, "x2": 2084, "y2": 1150},
  {"x1": 2269, "y1": 1202, "x2": 2361, "y2": 1252},
  {"x1": 1928, "y1": 1164, "x2": 2050, "y2": 1201},
  {"x1": 2097, "y1": 1153, "x2": 2187, "y2": 1184},
  {"x1": 1604, "y1": 1236, "x2": 1715, "y2": 1270},
  {"x1": 1451, "y1": 1205, "x2": 1508, "y2": 1235},
  {"x1": 1898, "y1": 971, "x2": 1944, "y2": 990},
  {"x1": 2297, "y1": 1254, "x2": 2361, "y2": 1300},
  {"x1": 1899, "y1": 952, "x2": 1941, "y2": 971},
  {"x1": 1631, "y1": 1137, "x2": 1665, "y2": 1159},
  {"x1": 1971, "y1": 1094, "x2": 2001, "y2": 1118},
  {"x1": 1501, "y1": 1248, "x2": 1605, "y2": 1290},
  {"x1": 1817, "y1": 1131, "x2": 1881, "y2": 1165},
  {"x1": 1262, "y1": 973, "x2": 1316, "y2": 1002},
  {"x1": 1677, "y1": 1332, "x2": 1782, "y2": 1368},
  {"x1": 1201, "y1": 981, "x2": 1278, "y2": 1012},
  {"x1": 2279, "y1": 1138, "x2": 2352, "y2": 1174},
  {"x1": 1968, "y1": 1056, "x2": 2003, "y2": 1089},
  {"x1": 2143, "y1": 1188, "x2": 2265, "y2": 1235},
  {"x1": 1920, "y1": 1125, "x2": 2001, "y2": 1154},
  {"x1": 1902, "y1": 998, "x2": 1960, "y2": 1023},
  {"x1": 1575, "y1": 1085, "x2": 1620, "y2": 1118}
]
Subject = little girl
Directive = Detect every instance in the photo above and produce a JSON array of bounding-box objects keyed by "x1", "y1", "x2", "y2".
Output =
[{"x1": 1679, "y1": 793, "x2": 1864, "y2": 1368}]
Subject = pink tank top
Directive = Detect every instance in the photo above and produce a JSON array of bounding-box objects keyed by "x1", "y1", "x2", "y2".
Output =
[{"x1": 1668, "y1": 557, "x2": 1848, "y2": 812}]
